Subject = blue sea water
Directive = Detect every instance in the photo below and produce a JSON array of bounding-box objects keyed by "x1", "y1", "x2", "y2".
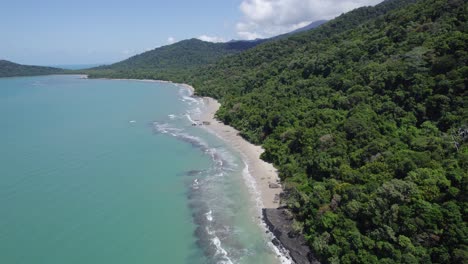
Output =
[{"x1": 0, "y1": 75, "x2": 284, "y2": 264}]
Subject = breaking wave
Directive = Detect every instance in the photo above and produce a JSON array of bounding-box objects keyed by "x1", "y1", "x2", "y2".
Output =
[{"x1": 149, "y1": 84, "x2": 292, "y2": 263}]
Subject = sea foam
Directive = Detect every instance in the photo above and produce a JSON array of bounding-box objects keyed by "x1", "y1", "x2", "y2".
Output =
[{"x1": 154, "y1": 84, "x2": 292, "y2": 264}]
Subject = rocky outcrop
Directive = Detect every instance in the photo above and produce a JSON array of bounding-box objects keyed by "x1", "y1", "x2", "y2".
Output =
[
  {"x1": 269, "y1": 183, "x2": 281, "y2": 188},
  {"x1": 263, "y1": 207, "x2": 320, "y2": 264}
]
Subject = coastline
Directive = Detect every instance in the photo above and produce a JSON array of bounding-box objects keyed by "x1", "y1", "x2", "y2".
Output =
[
  {"x1": 182, "y1": 83, "x2": 320, "y2": 264},
  {"x1": 83, "y1": 76, "x2": 295, "y2": 262},
  {"x1": 183, "y1": 85, "x2": 283, "y2": 209},
  {"x1": 182, "y1": 83, "x2": 317, "y2": 264},
  {"x1": 83, "y1": 75, "x2": 283, "y2": 208}
]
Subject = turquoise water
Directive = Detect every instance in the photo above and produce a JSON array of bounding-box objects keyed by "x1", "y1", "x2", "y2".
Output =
[{"x1": 0, "y1": 75, "x2": 283, "y2": 264}]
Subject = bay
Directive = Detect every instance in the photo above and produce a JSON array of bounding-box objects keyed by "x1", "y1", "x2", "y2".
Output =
[{"x1": 0, "y1": 75, "x2": 282, "y2": 264}]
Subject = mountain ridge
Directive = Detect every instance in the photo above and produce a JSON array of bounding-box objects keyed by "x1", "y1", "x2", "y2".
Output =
[{"x1": 83, "y1": 19, "x2": 328, "y2": 81}]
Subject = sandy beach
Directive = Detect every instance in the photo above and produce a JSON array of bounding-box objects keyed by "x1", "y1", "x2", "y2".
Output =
[{"x1": 181, "y1": 84, "x2": 283, "y2": 209}]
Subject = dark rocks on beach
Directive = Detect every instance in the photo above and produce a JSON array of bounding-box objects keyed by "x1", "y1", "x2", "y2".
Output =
[
  {"x1": 263, "y1": 207, "x2": 320, "y2": 264},
  {"x1": 272, "y1": 237, "x2": 281, "y2": 247},
  {"x1": 269, "y1": 183, "x2": 281, "y2": 189},
  {"x1": 273, "y1": 194, "x2": 280, "y2": 203}
]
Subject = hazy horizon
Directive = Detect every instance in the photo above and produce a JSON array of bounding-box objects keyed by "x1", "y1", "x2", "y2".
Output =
[{"x1": 1, "y1": 0, "x2": 383, "y2": 65}]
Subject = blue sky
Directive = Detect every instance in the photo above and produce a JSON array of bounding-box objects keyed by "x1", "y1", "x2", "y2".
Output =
[{"x1": 0, "y1": 0, "x2": 383, "y2": 66}]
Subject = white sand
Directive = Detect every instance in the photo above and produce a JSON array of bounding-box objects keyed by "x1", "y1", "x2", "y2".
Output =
[{"x1": 181, "y1": 84, "x2": 282, "y2": 209}]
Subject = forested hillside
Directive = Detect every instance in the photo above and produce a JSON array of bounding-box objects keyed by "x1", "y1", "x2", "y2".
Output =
[
  {"x1": 0, "y1": 60, "x2": 64, "y2": 77},
  {"x1": 84, "y1": 38, "x2": 264, "y2": 80},
  {"x1": 83, "y1": 21, "x2": 328, "y2": 81},
  {"x1": 81, "y1": 0, "x2": 467, "y2": 262},
  {"x1": 184, "y1": 0, "x2": 467, "y2": 263}
]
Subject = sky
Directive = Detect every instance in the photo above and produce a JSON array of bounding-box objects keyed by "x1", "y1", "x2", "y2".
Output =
[{"x1": 0, "y1": 0, "x2": 383, "y2": 66}]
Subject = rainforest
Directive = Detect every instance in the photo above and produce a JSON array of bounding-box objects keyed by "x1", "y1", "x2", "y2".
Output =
[
  {"x1": 1, "y1": 0, "x2": 466, "y2": 262},
  {"x1": 183, "y1": 0, "x2": 468, "y2": 262}
]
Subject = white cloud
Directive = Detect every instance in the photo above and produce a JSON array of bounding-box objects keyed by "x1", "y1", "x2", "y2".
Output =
[
  {"x1": 197, "y1": 35, "x2": 226, "y2": 43},
  {"x1": 167, "y1": 37, "x2": 176, "y2": 44},
  {"x1": 119, "y1": 49, "x2": 140, "y2": 59},
  {"x1": 236, "y1": 0, "x2": 384, "y2": 39},
  {"x1": 237, "y1": 30, "x2": 263, "y2": 40}
]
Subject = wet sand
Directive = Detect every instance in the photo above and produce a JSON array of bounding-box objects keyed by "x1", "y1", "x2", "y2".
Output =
[{"x1": 181, "y1": 84, "x2": 282, "y2": 209}]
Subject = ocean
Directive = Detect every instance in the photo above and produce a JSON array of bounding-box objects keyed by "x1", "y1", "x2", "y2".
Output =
[{"x1": 0, "y1": 75, "x2": 284, "y2": 264}]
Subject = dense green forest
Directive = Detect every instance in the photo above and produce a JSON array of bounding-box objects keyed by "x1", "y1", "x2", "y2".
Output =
[
  {"x1": 1, "y1": 0, "x2": 465, "y2": 262},
  {"x1": 87, "y1": 0, "x2": 467, "y2": 262},
  {"x1": 84, "y1": 38, "x2": 265, "y2": 80},
  {"x1": 0, "y1": 60, "x2": 64, "y2": 77},
  {"x1": 186, "y1": 0, "x2": 467, "y2": 263}
]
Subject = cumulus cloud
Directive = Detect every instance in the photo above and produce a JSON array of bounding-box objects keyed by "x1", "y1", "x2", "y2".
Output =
[
  {"x1": 236, "y1": 0, "x2": 384, "y2": 39},
  {"x1": 167, "y1": 37, "x2": 176, "y2": 44},
  {"x1": 197, "y1": 35, "x2": 226, "y2": 43}
]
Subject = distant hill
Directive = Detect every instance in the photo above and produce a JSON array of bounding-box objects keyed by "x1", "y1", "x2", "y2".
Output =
[
  {"x1": 1, "y1": 19, "x2": 328, "y2": 79},
  {"x1": 84, "y1": 20, "x2": 328, "y2": 81},
  {"x1": 0, "y1": 60, "x2": 64, "y2": 77},
  {"x1": 84, "y1": 38, "x2": 263, "y2": 81}
]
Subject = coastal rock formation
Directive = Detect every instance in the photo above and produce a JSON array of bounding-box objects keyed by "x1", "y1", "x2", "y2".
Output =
[
  {"x1": 263, "y1": 207, "x2": 320, "y2": 264},
  {"x1": 268, "y1": 183, "x2": 281, "y2": 189}
]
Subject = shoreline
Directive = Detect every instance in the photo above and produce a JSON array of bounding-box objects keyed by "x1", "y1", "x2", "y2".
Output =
[
  {"x1": 82, "y1": 76, "x2": 294, "y2": 262},
  {"x1": 109, "y1": 74, "x2": 287, "y2": 208},
  {"x1": 184, "y1": 84, "x2": 298, "y2": 263},
  {"x1": 183, "y1": 83, "x2": 318, "y2": 264},
  {"x1": 83, "y1": 75, "x2": 284, "y2": 208},
  {"x1": 182, "y1": 84, "x2": 311, "y2": 264},
  {"x1": 185, "y1": 86, "x2": 283, "y2": 209},
  {"x1": 83, "y1": 75, "x2": 176, "y2": 84},
  {"x1": 198, "y1": 97, "x2": 283, "y2": 209}
]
